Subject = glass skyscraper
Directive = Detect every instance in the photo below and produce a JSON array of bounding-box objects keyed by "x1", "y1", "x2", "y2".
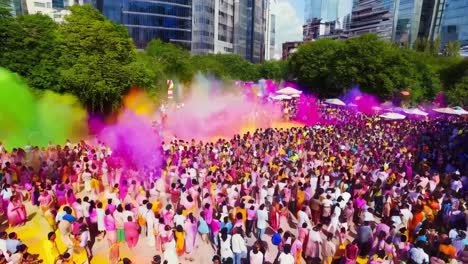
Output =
[
  {"x1": 440, "y1": 0, "x2": 468, "y2": 46},
  {"x1": 303, "y1": 0, "x2": 352, "y2": 40},
  {"x1": 95, "y1": 0, "x2": 192, "y2": 49},
  {"x1": 393, "y1": 0, "x2": 424, "y2": 45}
]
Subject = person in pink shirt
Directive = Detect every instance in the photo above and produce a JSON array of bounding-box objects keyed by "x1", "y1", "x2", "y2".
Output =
[
  {"x1": 38, "y1": 190, "x2": 53, "y2": 215},
  {"x1": 124, "y1": 216, "x2": 139, "y2": 249},
  {"x1": 106, "y1": 199, "x2": 116, "y2": 215},
  {"x1": 210, "y1": 213, "x2": 221, "y2": 247},
  {"x1": 104, "y1": 209, "x2": 117, "y2": 247},
  {"x1": 65, "y1": 189, "x2": 76, "y2": 206},
  {"x1": 246, "y1": 204, "x2": 256, "y2": 238}
]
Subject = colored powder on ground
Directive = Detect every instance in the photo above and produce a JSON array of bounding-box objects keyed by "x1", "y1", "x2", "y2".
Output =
[{"x1": 0, "y1": 68, "x2": 88, "y2": 150}]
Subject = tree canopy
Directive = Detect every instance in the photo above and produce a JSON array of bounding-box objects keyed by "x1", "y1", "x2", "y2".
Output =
[{"x1": 0, "y1": 5, "x2": 466, "y2": 113}]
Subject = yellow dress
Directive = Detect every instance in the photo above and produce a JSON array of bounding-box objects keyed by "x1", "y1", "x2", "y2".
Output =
[
  {"x1": 43, "y1": 240, "x2": 60, "y2": 264},
  {"x1": 175, "y1": 231, "x2": 185, "y2": 256}
]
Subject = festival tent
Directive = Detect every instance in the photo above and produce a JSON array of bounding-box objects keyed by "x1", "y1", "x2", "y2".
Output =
[
  {"x1": 325, "y1": 98, "x2": 346, "y2": 106},
  {"x1": 379, "y1": 112, "x2": 406, "y2": 120},
  {"x1": 270, "y1": 94, "x2": 292, "y2": 101},
  {"x1": 453, "y1": 106, "x2": 468, "y2": 115},
  {"x1": 402, "y1": 108, "x2": 428, "y2": 116},
  {"x1": 291, "y1": 94, "x2": 301, "y2": 98},
  {"x1": 433, "y1": 107, "x2": 468, "y2": 115},
  {"x1": 276, "y1": 87, "x2": 302, "y2": 95}
]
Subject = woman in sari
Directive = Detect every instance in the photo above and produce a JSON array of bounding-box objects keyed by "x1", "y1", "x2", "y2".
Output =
[
  {"x1": 7, "y1": 197, "x2": 22, "y2": 227},
  {"x1": 175, "y1": 225, "x2": 185, "y2": 256},
  {"x1": 270, "y1": 202, "x2": 280, "y2": 232},
  {"x1": 184, "y1": 213, "x2": 197, "y2": 255}
]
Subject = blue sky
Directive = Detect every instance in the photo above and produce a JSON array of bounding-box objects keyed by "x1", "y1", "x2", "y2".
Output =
[{"x1": 271, "y1": 0, "x2": 305, "y2": 59}]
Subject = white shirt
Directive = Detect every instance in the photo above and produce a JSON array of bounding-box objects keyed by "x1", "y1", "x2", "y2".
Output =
[
  {"x1": 82, "y1": 202, "x2": 90, "y2": 218},
  {"x1": 174, "y1": 214, "x2": 186, "y2": 227},
  {"x1": 231, "y1": 234, "x2": 247, "y2": 253},
  {"x1": 56, "y1": 211, "x2": 66, "y2": 223},
  {"x1": 249, "y1": 250, "x2": 264, "y2": 263},
  {"x1": 257, "y1": 209, "x2": 268, "y2": 229},
  {"x1": 122, "y1": 210, "x2": 134, "y2": 222},
  {"x1": 278, "y1": 252, "x2": 295, "y2": 264},
  {"x1": 409, "y1": 247, "x2": 429, "y2": 264},
  {"x1": 79, "y1": 231, "x2": 90, "y2": 247}
]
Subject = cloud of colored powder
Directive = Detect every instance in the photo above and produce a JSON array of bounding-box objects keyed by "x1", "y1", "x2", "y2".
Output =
[{"x1": 0, "y1": 68, "x2": 88, "y2": 150}]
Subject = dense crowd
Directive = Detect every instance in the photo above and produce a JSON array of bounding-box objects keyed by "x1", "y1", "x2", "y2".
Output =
[{"x1": 0, "y1": 107, "x2": 467, "y2": 264}]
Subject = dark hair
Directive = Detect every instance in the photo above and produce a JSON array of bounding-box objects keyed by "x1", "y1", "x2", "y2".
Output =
[{"x1": 47, "y1": 231, "x2": 55, "y2": 240}]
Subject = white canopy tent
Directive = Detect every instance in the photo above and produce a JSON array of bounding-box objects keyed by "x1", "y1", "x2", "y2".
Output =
[
  {"x1": 324, "y1": 98, "x2": 346, "y2": 106},
  {"x1": 270, "y1": 94, "x2": 292, "y2": 101},
  {"x1": 434, "y1": 107, "x2": 459, "y2": 115},
  {"x1": 453, "y1": 106, "x2": 468, "y2": 115},
  {"x1": 276, "y1": 87, "x2": 302, "y2": 95},
  {"x1": 379, "y1": 112, "x2": 406, "y2": 120},
  {"x1": 402, "y1": 108, "x2": 428, "y2": 116}
]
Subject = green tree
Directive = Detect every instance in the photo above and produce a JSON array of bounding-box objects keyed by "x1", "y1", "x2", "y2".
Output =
[
  {"x1": 57, "y1": 5, "x2": 145, "y2": 113},
  {"x1": 446, "y1": 76, "x2": 468, "y2": 105},
  {"x1": 190, "y1": 54, "x2": 228, "y2": 79},
  {"x1": 289, "y1": 38, "x2": 344, "y2": 96},
  {"x1": 446, "y1": 41, "x2": 461, "y2": 57},
  {"x1": 0, "y1": 12, "x2": 61, "y2": 91},
  {"x1": 145, "y1": 39, "x2": 194, "y2": 83},
  {"x1": 259, "y1": 60, "x2": 288, "y2": 81},
  {"x1": 430, "y1": 36, "x2": 442, "y2": 56},
  {"x1": 413, "y1": 37, "x2": 428, "y2": 52},
  {"x1": 212, "y1": 54, "x2": 260, "y2": 81}
]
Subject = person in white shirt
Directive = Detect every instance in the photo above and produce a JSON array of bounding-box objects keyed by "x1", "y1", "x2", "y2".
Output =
[
  {"x1": 231, "y1": 227, "x2": 247, "y2": 264},
  {"x1": 174, "y1": 208, "x2": 186, "y2": 227},
  {"x1": 249, "y1": 247, "x2": 264, "y2": 264},
  {"x1": 278, "y1": 244, "x2": 295, "y2": 264},
  {"x1": 256, "y1": 204, "x2": 268, "y2": 240},
  {"x1": 409, "y1": 242, "x2": 429, "y2": 264},
  {"x1": 79, "y1": 225, "x2": 92, "y2": 260}
]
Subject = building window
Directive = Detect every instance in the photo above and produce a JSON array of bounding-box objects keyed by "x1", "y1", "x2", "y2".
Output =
[{"x1": 34, "y1": 2, "x2": 46, "y2": 8}]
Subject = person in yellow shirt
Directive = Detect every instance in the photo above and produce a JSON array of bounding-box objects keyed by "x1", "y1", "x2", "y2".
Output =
[{"x1": 43, "y1": 231, "x2": 60, "y2": 264}]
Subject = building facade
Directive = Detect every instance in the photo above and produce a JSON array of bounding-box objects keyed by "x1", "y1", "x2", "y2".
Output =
[
  {"x1": 393, "y1": 0, "x2": 424, "y2": 46},
  {"x1": 440, "y1": 0, "x2": 468, "y2": 47},
  {"x1": 267, "y1": 14, "x2": 276, "y2": 60},
  {"x1": 95, "y1": 0, "x2": 192, "y2": 50},
  {"x1": 303, "y1": 0, "x2": 352, "y2": 40},
  {"x1": 348, "y1": 0, "x2": 397, "y2": 41},
  {"x1": 282, "y1": 41, "x2": 303, "y2": 60}
]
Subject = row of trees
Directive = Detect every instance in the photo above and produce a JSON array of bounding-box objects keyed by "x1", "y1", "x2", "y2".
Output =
[
  {"x1": 289, "y1": 35, "x2": 467, "y2": 105},
  {"x1": 1, "y1": 5, "x2": 466, "y2": 113},
  {"x1": 0, "y1": 5, "x2": 287, "y2": 113}
]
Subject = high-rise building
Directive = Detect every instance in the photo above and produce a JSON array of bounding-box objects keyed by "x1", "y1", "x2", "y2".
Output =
[
  {"x1": 191, "y1": 0, "x2": 216, "y2": 54},
  {"x1": 303, "y1": 0, "x2": 352, "y2": 40},
  {"x1": 95, "y1": 0, "x2": 192, "y2": 49},
  {"x1": 4, "y1": 0, "x2": 85, "y2": 21},
  {"x1": 418, "y1": 0, "x2": 445, "y2": 41},
  {"x1": 348, "y1": 0, "x2": 397, "y2": 41},
  {"x1": 393, "y1": 0, "x2": 424, "y2": 46},
  {"x1": 267, "y1": 14, "x2": 276, "y2": 60},
  {"x1": 191, "y1": 0, "x2": 267, "y2": 63},
  {"x1": 440, "y1": 0, "x2": 468, "y2": 47}
]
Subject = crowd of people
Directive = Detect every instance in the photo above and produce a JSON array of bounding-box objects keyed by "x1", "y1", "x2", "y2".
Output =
[{"x1": 0, "y1": 106, "x2": 467, "y2": 264}]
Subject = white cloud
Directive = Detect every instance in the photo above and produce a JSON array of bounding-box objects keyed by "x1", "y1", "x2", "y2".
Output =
[{"x1": 271, "y1": 0, "x2": 304, "y2": 59}]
